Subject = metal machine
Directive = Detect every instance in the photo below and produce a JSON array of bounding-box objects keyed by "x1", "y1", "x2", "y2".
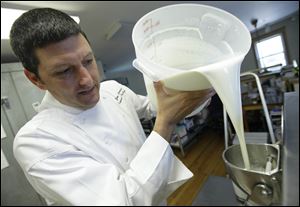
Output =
[{"x1": 192, "y1": 74, "x2": 299, "y2": 205}]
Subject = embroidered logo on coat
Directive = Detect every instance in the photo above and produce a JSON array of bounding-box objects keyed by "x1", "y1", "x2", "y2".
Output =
[{"x1": 114, "y1": 88, "x2": 126, "y2": 104}]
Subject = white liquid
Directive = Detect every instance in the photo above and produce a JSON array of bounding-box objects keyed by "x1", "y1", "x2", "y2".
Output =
[{"x1": 142, "y1": 28, "x2": 251, "y2": 169}]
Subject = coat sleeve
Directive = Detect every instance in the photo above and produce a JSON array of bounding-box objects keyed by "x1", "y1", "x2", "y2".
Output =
[{"x1": 14, "y1": 130, "x2": 192, "y2": 206}]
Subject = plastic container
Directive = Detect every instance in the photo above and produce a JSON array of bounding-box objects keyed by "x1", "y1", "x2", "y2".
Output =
[{"x1": 132, "y1": 3, "x2": 251, "y2": 114}]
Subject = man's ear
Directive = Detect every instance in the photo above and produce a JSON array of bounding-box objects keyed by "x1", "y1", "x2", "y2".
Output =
[{"x1": 24, "y1": 69, "x2": 46, "y2": 90}]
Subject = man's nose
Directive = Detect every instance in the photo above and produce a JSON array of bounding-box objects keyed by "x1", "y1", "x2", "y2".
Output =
[{"x1": 77, "y1": 66, "x2": 93, "y2": 86}]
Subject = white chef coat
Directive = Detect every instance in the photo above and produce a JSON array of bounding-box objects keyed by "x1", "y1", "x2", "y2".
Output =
[{"x1": 13, "y1": 80, "x2": 193, "y2": 206}]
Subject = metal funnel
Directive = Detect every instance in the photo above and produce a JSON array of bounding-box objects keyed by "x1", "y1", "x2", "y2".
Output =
[{"x1": 222, "y1": 144, "x2": 282, "y2": 205}]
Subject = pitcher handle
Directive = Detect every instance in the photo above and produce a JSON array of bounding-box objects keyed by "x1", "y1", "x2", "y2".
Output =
[{"x1": 132, "y1": 59, "x2": 159, "y2": 82}]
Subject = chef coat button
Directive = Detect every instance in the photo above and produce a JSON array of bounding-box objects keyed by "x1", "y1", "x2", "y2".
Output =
[{"x1": 125, "y1": 157, "x2": 129, "y2": 163}]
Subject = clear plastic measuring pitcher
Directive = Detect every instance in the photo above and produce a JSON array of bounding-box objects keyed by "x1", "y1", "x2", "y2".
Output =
[
  {"x1": 132, "y1": 4, "x2": 253, "y2": 170},
  {"x1": 132, "y1": 3, "x2": 251, "y2": 117}
]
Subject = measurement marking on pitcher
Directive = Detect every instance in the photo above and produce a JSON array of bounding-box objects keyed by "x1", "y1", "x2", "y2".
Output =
[{"x1": 143, "y1": 18, "x2": 160, "y2": 34}]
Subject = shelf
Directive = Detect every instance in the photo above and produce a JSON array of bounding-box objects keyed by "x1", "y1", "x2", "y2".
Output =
[
  {"x1": 242, "y1": 103, "x2": 282, "y2": 111},
  {"x1": 170, "y1": 124, "x2": 206, "y2": 156}
]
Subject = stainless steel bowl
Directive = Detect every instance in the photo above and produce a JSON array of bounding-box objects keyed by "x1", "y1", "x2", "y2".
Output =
[{"x1": 222, "y1": 144, "x2": 282, "y2": 205}]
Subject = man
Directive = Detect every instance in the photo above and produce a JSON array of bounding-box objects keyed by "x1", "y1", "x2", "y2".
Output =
[{"x1": 10, "y1": 8, "x2": 215, "y2": 205}]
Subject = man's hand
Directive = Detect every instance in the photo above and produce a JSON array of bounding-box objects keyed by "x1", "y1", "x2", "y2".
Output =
[{"x1": 152, "y1": 81, "x2": 215, "y2": 142}]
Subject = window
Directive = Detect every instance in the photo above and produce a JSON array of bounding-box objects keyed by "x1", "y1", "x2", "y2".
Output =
[{"x1": 254, "y1": 33, "x2": 288, "y2": 71}]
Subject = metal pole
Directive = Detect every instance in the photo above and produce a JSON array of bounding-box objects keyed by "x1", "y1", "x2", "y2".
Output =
[
  {"x1": 240, "y1": 72, "x2": 276, "y2": 144},
  {"x1": 223, "y1": 105, "x2": 229, "y2": 149}
]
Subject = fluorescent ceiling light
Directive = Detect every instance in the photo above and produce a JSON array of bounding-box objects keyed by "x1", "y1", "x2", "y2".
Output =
[
  {"x1": 1, "y1": 7, "x2": 80, "y2": 39},
  {"x1": 105, "y1": 21, "x2": 122, "y2": 40}
]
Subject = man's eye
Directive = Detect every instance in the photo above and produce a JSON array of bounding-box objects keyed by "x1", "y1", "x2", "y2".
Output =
[
  {"x1": 63, "y1": 68, "x2": 70, "y2": 73},
  {"x1": 57, "y1": 68, "x2": 71, "y2": 75},
  {"x1": 84, "y1": 59, "x2": 93, "y2": 66}
]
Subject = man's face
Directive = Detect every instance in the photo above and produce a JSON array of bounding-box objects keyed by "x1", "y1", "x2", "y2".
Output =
[{"x1": 35, "y1": 33, "x2": 101, "y2": 110}]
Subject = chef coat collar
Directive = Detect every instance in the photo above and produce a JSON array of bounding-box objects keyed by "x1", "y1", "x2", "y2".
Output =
[{"x1": 37, "y1": 91, "x2": 85, "y2": 115}]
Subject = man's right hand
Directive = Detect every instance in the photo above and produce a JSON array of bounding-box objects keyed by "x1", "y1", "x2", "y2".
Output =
[{"x1": 152, "y1": 81, "x2": 215, "y2": 142}]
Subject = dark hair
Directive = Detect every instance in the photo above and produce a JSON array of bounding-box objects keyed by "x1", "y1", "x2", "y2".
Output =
[{"x1": 10, "y1": 8, "x2": 89, "y2": 78}]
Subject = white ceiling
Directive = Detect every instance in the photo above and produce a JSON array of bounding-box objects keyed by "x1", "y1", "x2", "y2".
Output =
[{"x1": 1, "y1": 1, "x2": 299, "y2": 72}]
